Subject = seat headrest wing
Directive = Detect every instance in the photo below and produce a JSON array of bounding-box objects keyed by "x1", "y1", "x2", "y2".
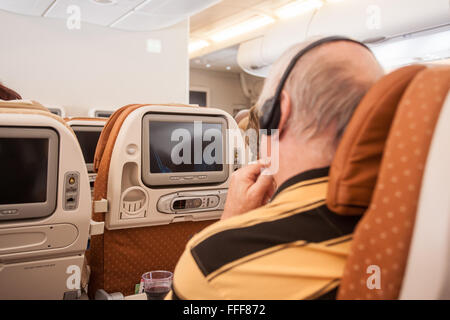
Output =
[{"x1": 327, "y1": 65, "x2": 426, "y2": 215}]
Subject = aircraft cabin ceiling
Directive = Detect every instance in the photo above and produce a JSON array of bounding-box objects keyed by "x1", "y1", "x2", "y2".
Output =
[
  {"x1": 189, "y1": 0, "x2": 294, "y2": 73},
  {"x1": 189, "y1": 0, "x2": 450, "y2": 76},
  {"x1": 189, "y1": 0, "x2": 292, "y2": 56},
  {"x1": 0, "y1": 0, "x2": 221, "y2": 31}
]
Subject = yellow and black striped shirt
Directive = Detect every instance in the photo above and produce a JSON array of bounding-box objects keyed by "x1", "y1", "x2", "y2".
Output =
[{"x1": 168, "y1": 167, "x2": 360, "y2": 300}]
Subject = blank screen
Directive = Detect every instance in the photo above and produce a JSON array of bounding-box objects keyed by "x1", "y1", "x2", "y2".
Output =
[
  {"x1": 0, "y1": 138, "x2": 48, "y2": 205},
  {"x1": 74, "y1": 131, "x2": 101, "y2": 164},
  {"x1": 95, "y1": 111, "x2": 113, "y2": 118},
  {"x1": 149, "y1": 122, "x2": 223, "y2": 173},
  {"x1": 189, "y1": 91, "x2": 207, "y2": 107}
]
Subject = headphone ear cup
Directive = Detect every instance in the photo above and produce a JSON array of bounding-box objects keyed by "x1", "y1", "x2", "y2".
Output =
[
  {"x1": 267, "y1": 100, "x2": 281, "y2": 133},
  {"x1": 259, "y1": 97, "x2": 281, "y2": 135}
]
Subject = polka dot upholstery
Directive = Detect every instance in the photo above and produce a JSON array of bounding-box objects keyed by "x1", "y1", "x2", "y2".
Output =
[
  {"x1": 338, "y1": 66, "x2": 450, "y2": 299},
  {"x1": 87, "y1": 104, "x2": 215, "y2": 298}
]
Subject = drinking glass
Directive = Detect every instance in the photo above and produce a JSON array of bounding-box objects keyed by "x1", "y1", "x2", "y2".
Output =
[{"x1": 141, "y1": 270, "x2": 173, "y2": 300}]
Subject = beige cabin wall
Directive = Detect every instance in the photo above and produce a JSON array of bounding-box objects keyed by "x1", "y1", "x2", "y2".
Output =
[
  {"x1": 189, "y1": 68, "x2": 255, "y2": 116},
  {"x1": 0, "y1": 10, "x2": 189, "y2": 117}
]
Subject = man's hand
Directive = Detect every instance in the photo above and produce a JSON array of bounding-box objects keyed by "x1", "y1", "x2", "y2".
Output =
[{"x1": 221, "y1": 161, "x2": 276, "y2": 221}]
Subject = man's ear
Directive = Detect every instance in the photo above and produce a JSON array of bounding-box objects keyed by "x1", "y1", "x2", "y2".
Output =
[{"x1": 278, "y1": 90, "x2": 292, "y2": 135}]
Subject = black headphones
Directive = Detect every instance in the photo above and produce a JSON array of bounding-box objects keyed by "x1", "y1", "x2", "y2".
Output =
[{"x1": 258, "y1": 36, "x2": 371, "y2": 135}]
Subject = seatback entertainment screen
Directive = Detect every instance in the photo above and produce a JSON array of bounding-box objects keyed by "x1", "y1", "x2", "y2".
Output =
[
  {"x1": 149, "y1": 121, "x2": 223, "y2": 174},
  {"x1": 72, "y1": 126, "x2": 103, "y2": 172},
  {"x1": 0, "y1": 138, "x2": 48, "y2": 205},
  {"x1": 142, "y1": 113, "x2": 229, "y2": 187},
  {"x1": 0, "y1": 127, "x2": 58, "y2": 221},
  {"x1": 74, "y1": 130, "x2": 102, "y2": 163}
]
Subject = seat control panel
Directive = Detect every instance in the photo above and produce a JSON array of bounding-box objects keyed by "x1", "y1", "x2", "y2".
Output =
[
  {"x1": 157, "y1": 189, "x2": 227, "y2": 214},
  {"x1": 63, "y1": 172, "x2": 80, "y2": 211}
]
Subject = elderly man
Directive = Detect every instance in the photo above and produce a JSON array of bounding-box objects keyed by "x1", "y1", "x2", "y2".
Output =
[{"x1": 168, "y1": 37, "x2": 384, "y2": 300}]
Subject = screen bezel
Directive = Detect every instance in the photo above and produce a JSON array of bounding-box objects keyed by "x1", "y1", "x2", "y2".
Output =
[
  {"x1": 72, "y1": 125, "x2": 103, "y2": 172},
  {"x1": 142, "y1": 113, "x2": 229, "y2": 187},
  {"x1": 0, "y1": 127, "x2": 59, "y2": 221}
]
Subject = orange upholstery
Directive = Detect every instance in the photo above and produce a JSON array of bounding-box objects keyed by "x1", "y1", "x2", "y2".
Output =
[
  {"x1": 87, "y1": 104, "x2": 214, "y2": 298},
  {"x1": 338, "y1": 66, "x2": 450, "y2": 299},
  {"x1": 93, "y1": 104, "x2": 141, "y2": 173},
  {"x1": 65, "y1": 117, "x2": 108, "y2": 123},
  {"x1": 327, "y1": 65, "x2": 425, "y2": 215}
]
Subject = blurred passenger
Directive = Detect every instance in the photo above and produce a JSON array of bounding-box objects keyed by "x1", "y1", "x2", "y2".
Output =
[
  {"x1": 234, "y1": 108, "x2": 249, "y2": 125},
  {"x1": 0, "y1": 83, "x2": 21, "y2": 100},
  {"x1": 238, "y1": 105, "x2": 261, "y2": 162}
]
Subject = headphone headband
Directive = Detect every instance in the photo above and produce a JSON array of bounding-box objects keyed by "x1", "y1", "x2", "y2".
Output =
[{"x1": 259, "y1": 36, "x2": 371, "y2": 135}]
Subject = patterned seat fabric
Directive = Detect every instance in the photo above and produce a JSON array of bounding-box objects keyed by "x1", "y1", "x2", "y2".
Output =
[
  {"x1": 337, "y1": 66, "x2": 450, "y2": 299},
  {"x1": 87, "y1": 104, "x2": 215, "y2": 298}
]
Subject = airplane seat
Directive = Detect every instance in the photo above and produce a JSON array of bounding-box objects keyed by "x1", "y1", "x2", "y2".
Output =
[
  {"x1": 87, "y1": 103, "x2": 243, "y2": 298},
  {"x1": 330, "y1": 66, "x2": 450, "y2": 299},
  {"x1": 0, "y1": 100, "x2": 92, "y2": 299},
  {"x1": 325, "y1": 64, "x2": 425, "y2": 298},
  {"x1": 400, "y1": 82, "x2": 450, "y2": 299}
]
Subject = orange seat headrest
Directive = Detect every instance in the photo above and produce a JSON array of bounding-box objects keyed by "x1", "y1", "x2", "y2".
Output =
[{"x1": 327, "y1": 65, "x2": 426, "y2": 215}]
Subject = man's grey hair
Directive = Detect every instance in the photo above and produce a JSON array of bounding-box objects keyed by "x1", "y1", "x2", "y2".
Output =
[{"x1": 256, "y1": 38, "x2": 383, "y2": 141}]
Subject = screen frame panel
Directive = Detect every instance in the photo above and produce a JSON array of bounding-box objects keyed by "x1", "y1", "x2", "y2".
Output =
[
  {"x1": 71, "y1": 125, "x2": 103, "y2": 172},
  {"x1": 0, "y1": 127, "x2": 59, "y2": 221},
  {"x1": 142, "y1": 113, "x2": 229, "y2": 187}
]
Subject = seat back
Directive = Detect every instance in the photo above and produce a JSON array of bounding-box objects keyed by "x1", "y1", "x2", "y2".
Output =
[
  {"x1": 400, "y1": 90, "x2": 450, "y2": 299},
  {"x1": 87, "y1": 104, "x2": 244, "y2": 297},
  {"x1": 0, "y1": 100, "x2": 92, "y2": 299},
  {"x1": 337, "y1": 66, "x2": 450, "y2": 299}
]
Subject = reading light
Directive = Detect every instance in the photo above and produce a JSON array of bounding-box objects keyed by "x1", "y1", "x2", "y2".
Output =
[
  {"x1": 210, "y1": 15, "x2": 275, "y2": 43},
  {"x1": 275, "y1": 0, "x2": 324, "y2": 20},
  {"x1": 189, "y1": 40, "x2": 210, "y2": 53}
]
